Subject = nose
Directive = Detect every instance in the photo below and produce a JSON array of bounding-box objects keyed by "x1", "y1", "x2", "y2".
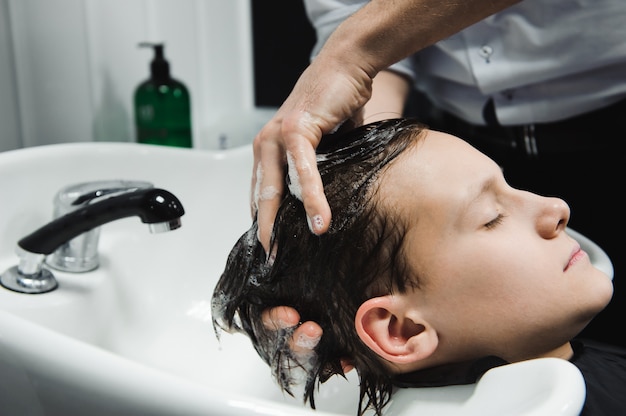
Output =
[{"x1": 535, "y1": 196, "x2": 570, "y2": 238}]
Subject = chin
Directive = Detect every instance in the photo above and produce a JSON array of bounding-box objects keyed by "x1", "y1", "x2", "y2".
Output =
[
  {"x1": 582, "y1": 266, "x2": 614, "y2": 313},
  {"x1": 594, "y1": 270, "x2": 614, "y2": 309}
]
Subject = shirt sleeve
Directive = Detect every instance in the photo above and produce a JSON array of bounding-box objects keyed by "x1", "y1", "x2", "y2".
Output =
[{"x1": 303, "y1": 0, "x2": 418, "y2": 82}]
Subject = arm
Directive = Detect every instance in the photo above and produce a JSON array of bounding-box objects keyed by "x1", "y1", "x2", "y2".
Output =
[
  {"x1": 252, "y1": 0, "x2": 521, "y2": 251},
  {"x1": 362, "y1": 70, "x2": 411, "y2": 123}
]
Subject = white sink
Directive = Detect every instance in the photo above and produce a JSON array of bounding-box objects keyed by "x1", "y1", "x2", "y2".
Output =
[{"x1": 0, "y1": 142, "x2": 600, "y2": 415}]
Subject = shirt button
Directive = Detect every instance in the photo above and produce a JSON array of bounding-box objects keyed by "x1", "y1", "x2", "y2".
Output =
[{"x1": 478, "y1": 45, "x2": 494, "y2": 63}]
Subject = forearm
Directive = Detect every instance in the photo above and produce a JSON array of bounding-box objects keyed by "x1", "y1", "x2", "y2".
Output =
[
  {"x1": 320, "y1": 0, "x2": 521, "y2": 77},
  {"x1": 363, "y1": 70, "x2": 411, "y2": 123}
]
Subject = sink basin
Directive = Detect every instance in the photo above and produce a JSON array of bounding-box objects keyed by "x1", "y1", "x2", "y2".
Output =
[{"x1": 0, "y1": 142, "x2": 604, "y2": 415}]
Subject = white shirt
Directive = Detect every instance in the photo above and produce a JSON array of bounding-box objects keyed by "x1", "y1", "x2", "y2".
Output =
[{"x1": 304, "y1": 0, "x2": 626, "y2": 125}]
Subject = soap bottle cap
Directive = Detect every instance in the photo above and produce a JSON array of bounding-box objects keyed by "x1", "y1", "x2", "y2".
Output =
[{"x1": 139, "y1": 42, "x2": 170, "y2": 83}]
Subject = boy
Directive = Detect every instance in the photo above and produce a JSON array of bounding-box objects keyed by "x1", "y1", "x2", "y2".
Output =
[{"x1": 212, "y1": 119, "x2": 623, "y2": 415}]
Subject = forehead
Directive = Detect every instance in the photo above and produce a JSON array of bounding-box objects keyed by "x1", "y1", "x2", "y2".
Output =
[{"x1": 378, "y1": 130, "x2": 501, "y2": 214}]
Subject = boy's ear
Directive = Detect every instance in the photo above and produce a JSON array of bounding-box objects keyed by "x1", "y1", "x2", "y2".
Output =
[{"x1": 355, "y1": 296, "x2": 438, "y2": 364}]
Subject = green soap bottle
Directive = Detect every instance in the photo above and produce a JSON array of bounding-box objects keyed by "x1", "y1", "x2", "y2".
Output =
[{"x1": 134, "y1": 43, "x2": 192, "y2": 148}]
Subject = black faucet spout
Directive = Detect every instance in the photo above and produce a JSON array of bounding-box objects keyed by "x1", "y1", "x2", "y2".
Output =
[{"x1": 19, "y1": 188, "x2": 185, "y2": 255}]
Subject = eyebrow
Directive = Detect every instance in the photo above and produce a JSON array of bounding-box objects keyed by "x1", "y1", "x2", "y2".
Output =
[{"x1": 461, "y1": 175, "x2": 498, "y2": 216}]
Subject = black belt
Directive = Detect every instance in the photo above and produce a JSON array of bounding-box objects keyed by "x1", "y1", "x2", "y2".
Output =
[{"x1": 437, "y1": 97, "x2": 626, "y2": 158}]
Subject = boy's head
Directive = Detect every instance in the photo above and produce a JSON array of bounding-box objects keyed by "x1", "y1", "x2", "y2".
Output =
[{"x1": 212, "y1": 119, "x2": 612, "y2": 415}]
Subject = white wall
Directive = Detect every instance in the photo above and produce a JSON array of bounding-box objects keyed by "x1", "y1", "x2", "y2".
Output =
[
  {"x1": 0, "y1": 0, "x2": 21, "y2": 151},
  {"x1": 0, "y1": 0, "x2": 263, "y2": 152}
]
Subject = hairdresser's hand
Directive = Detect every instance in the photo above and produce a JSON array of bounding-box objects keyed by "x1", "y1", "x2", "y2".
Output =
[
  {"x1": 250, "y1": 0, "x2": 521, "y2": 252},
  {"x1": 262, "y1": 306, "x2": 354, "y2": 373},
  {"x1": 251, "y1": 53, "x2": 374, "y2": 252}
]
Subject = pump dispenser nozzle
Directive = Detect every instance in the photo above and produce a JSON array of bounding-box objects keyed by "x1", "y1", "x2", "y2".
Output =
[
  {"x1": 134, "y1": 42, "x2": 192, "y2": 148},
  {"x1": 139, "y1": 42, "x2": 170, "y2": 83}
]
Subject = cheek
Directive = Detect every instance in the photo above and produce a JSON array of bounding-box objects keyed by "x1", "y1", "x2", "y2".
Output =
[{"x1": 436, "y1": 236, "x2": 549, "y2": 303}]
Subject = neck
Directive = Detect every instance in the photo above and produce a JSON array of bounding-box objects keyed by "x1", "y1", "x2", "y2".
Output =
[{"x1": 535, "y1": 342, "x2": 574, "y2": 361}]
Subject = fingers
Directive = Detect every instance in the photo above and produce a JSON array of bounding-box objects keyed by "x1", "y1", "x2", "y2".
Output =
[
  {"x1": 252, "y1": 133, "x2": 286, "y2": 253},
  {"x1": 262, "y1": 306, "x2": 322, "y2": 355},
  {"x1": 291, "y1": 321, "x2": 322, "y2": 356},
  {"x1": 282, "y1": 133, "x2": 332, "y2": 237},
  {"x1": 251, "y1": 56, "x2": 374, "y2": 251},
  {"x1": 261, "y1": 306, "x2": 355, "y2": 375},
  {"x1": 252, "y1": 112, "x2": 333, "y2": 253},
  {"x1": 261, "y1": 305, "x2": 301, "y2": 330}
]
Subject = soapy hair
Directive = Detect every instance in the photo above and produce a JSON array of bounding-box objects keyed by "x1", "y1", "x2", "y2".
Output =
[{"x1": 212, "y1": 119, "x2": 427, "y2": 416}]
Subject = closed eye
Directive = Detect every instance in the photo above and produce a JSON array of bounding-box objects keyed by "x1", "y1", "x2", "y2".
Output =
[{"x1": 484, "y1": 214, "x2": 505, "y2": 229}]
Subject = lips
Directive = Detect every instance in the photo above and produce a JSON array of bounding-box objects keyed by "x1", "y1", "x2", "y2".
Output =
[{"x1": 565, "y1": 244, "x2": 586, "y2": 271}]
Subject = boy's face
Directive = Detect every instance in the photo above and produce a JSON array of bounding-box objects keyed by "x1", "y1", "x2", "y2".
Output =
[{"x1": 381, "y1": 130, "x2": 613, "y2": 364}]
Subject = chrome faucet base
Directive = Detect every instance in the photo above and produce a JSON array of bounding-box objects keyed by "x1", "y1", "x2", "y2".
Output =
[
  {"x1": 47, "y1": 231, "x2": 100, "y2": 273},
  {"x1": 47, "y1": 250, "x2": 100, "y2": 273},
  {"x1": 0, "y1": 266, "x2": 58, "y2": 294}
]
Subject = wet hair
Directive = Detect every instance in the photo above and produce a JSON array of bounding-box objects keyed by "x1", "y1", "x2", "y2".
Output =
[{"x1": 212, "y1": 118, "x2": 428, "y2": 416}]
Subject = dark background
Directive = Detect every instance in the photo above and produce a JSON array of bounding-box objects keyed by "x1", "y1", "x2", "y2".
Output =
[{"x1": 251, "y1": 0, "x2": 316, "y2": 107}]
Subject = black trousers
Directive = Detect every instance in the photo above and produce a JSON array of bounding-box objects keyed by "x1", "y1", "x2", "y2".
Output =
[{"x1": 409, "y1": 94, "x2": 626, "y2": 347}]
